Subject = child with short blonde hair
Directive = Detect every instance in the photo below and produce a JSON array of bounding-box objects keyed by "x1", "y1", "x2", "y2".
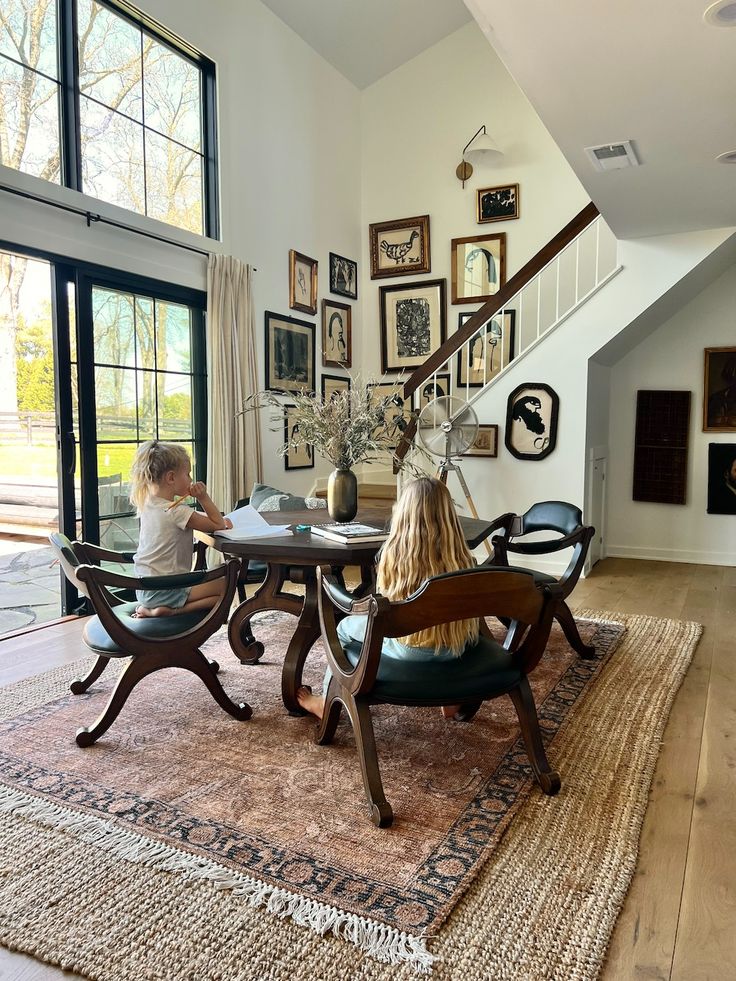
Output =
[
  {"x1": 130, "y1": 440, "x2": 232, "y2": 618},
  {"x1": 298, "y1": 476, "x2": 479, "y2": 719}
]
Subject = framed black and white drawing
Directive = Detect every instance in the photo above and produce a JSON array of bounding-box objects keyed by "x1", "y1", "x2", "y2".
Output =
[
  {"x1": 462, "y1": 424, "x2": 499, "y2": 458},
  {"x1": 265, "y1": 311, "x2": 315, "y2": 395},
  {"x1": 379, "y1": 278, "x2": 447, "y2": 374},
  {"x1": 329, "y1": 252, "x2": 358, "y2": 300},
  {"x1": 283, "y1": 404, "x2": 314, "y2": 471},
  {"x1": 321, "y1": 298, "x2": 352, "y2": 368},
  {"x1": 451, "y1": 232, "x2": 506, "y2": 304},
  {"x1": 707, "y1": 443, "x2": 736, "y2": 514},
  {"x1": 369, "y1": 214, "x2": 431, "y2": 279},
  {"x1": 289, "y1": 249, "x2": 318, "y2": 315},
  {"x1": 412, "y1": 372, "x2": 451, "y2": 413},
  {"x1": 456, "y1": 310, "x2": 515, "y2": 388},
  {"x1": 505, "y1": 382, "x2": 559, "y2": 460},
  {"x1": 321, "y1": 373, "x2": 351, "y2": 404},
  {"x1": 476, "y1": 183, "x2": 520, "y2": 223},
  {"x1": 367, "y1": 381, "x2": 407, "y2": 449}
]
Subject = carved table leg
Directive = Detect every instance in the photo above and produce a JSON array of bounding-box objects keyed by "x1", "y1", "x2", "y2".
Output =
[
  {"x1": 281, "y1": 568, "x2": 323, "y2": 715},
  {"x1": 228, "y1": 561, "x2": 303, "y2": 664}
]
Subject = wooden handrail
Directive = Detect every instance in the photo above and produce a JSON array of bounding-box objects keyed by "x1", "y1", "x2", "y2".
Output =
[{"x1": 401, "y1": 202, "x2": 600, "y2": 403}]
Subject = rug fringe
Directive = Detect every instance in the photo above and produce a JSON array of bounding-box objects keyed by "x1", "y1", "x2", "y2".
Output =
[{"x1": 0, "y1": 783, "x2": 436, "y2": 973}]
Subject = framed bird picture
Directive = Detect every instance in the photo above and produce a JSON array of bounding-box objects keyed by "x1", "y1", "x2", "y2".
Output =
[{"x1": 369, "y1": 215, "x2": 431, "y2": 279}]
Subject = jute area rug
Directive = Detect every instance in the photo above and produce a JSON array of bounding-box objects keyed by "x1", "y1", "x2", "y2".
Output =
[{"x1": 0, "y1": 610, "x2": 699, "y2": 980}]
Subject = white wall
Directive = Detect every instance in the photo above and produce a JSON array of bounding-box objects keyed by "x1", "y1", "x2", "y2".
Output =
[
  {"x1": 606, "y1": 264, "x2": 736, "y2": 566},
  {"x1": 359, "y1": 22, "x2": 591, "y2": 378},
  {"x1": 1, "y1": 0, "x2": 363, "y2": 495}
]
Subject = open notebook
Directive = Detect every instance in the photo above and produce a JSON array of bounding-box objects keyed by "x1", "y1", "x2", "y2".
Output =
[{"x1": 214, "y1": 504, "x2": 292, "y2": 541}]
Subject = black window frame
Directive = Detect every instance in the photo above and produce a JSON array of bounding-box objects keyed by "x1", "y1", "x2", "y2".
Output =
[{"x1": 2, "y1": 0, "x2": 219, "y2": 238}]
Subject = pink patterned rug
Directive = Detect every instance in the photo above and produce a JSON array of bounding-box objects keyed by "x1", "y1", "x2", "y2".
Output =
[{"x1": 0, "y1": 613, "x2": 623, "y2": 965}]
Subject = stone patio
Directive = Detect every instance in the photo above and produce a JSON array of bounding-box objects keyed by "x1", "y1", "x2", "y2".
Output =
[{"x1": 0, "y1": 541, "x2": 61, "y2": 636}]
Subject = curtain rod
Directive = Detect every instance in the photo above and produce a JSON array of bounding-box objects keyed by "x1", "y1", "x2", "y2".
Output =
[{"x1": 0, "y1": 182, "x2": 256, "y2": 268}]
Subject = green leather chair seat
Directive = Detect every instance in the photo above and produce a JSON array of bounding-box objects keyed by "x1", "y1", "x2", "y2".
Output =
[
  {"x1": 343, "y1": 633, "x2": 522, "y2": 703},
  {"x1": 83, "y1": 602, "x2": 212, "y2": 656}
]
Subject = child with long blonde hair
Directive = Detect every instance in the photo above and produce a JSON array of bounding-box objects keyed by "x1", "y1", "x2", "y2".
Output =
[
  {"x1": 297, "y1": 476, "x2": 479, "y2": 719},
  {"x1": 129, "y1": 440, "x2": 233, "y2": 618}
]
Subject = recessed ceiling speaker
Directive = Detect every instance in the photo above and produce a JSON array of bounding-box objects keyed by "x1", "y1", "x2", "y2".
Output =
[{"x1": 704, "y1": 0, "x2": 736, "y2": 26}]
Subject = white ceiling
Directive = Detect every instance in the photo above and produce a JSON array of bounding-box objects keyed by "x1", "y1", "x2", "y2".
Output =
[
  {"x1": 258, "y1": 0, "x2": 472, "y2": 89},
  {"x1": 466, "y1": 0, "x2": 736, "y2": 238},
  {"x1": 260, "y1": 0, "x2": 736, "y2": 239}
]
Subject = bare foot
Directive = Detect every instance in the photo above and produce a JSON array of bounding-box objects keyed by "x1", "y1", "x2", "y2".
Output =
[
  {"x1": 441, "y1": 704, "x2": 461, "y2": 720},
  {"x1": 135, "y1": 605, "x2": 177, "y2": 618},
  {"x1": 296, "y1": 686, "x2": 325, "y2": 720}
]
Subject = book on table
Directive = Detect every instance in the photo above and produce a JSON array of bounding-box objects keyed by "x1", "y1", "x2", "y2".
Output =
[
  {"x1": 214, "y1": 504, "x2": 292, "y2": 541},
  {"x1": 310, "y1": 521, "x2": 388, "y2": 544}
]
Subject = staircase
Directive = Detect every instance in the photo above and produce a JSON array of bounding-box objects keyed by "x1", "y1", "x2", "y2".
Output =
[{"x1": 396, "y1": 203, "x2": 621, "y2": 463}]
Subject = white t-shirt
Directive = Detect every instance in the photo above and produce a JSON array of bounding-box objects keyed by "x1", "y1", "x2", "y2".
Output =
[{"x1": 133, "y1": 495, "x2": 194, "y2": 578}]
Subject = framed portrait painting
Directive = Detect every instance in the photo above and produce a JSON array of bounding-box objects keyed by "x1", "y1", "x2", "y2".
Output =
[
  {"x1": 367, "y1": 381, "x2": 406, "y2": 450},
  {"x1": 412, "y1": 372, "x2": 451, "y2": 413},
  {"x1": 456, "y1": 310, "x2": 515, "y2": 388},
  {"x1": 289, "y1": 249, "x2": 318, "y2": 315},
  {"x1": 321, "y1": 373, "x2": 350, "y2": 404},
  {"x1": 462, "y1": 424, "x2": 499, "y2": 458},
  {"x1": 264, "y1": 311, "x2": 315, "y2": 395},
  {"x1": 369, "y1": 214, "x2": 431, "y2": 279},
  {"x1": 707, "y1": 443, "x2": 736, "y2": 514},
  {"x1": 505, "y1": 382, "x2": 559, "y2": 460},
  {"x1": 379, "y1": 278, "x2": 447, "y2": 374},
  {"x1": 476, "y1": 183, "x2": 520, "y2": 223},
  {"x1": 329, "y1": 252, "x2": 358, "y2": 300},
  {"x1": 321, "y1": 298, "x2": 352, "y2": 368},
  {"x1": 703, "y1": 347, "x2": 736, "y2": 431},
  {"x1": 451, "y1": 232, "x2": 506, "y2": 304},
  {"x1": 283, "y1": 404, "x2": 315, "y2": 471}
]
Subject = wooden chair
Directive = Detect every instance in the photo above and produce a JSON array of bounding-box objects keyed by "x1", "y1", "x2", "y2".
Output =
[
  {"x1": 49, "y1": 533, "x2": 251, "y2": 746},
  {"x1": 314, "y1": 565, "x2": 562, "y2": 827},
  {"x1": 486, "y1": 501, "x2": 596, "y2": 658}
]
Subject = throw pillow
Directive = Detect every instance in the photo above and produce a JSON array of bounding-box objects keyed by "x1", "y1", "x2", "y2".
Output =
[{"x1": 249, "y1": 482, "x2": 327, "y2": 513}]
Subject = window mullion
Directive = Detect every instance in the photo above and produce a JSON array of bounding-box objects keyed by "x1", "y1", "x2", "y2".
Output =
[{"x1": 58, "y1": 0, "x2": 83, "y2": 191}]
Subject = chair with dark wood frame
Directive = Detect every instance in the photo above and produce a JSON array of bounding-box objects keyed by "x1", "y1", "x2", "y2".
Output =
[
  {"x1": 49, "y1": 533, "x2": 251, "y2": 746},
  {"x1": 486, "y1": 501, "x2": 596, "y2": 658},
  {"x1": 313, "y1": 565, "x2": 562, "y2": 828}
]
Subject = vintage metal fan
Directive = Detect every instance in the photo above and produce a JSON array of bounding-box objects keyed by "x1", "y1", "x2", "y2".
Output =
[
  {"x1": 416, "y1": 395, "x2": 491, "y2": 556},
  {"x1": 417, "y1": 395, "x2": 479, "y2": 462}
]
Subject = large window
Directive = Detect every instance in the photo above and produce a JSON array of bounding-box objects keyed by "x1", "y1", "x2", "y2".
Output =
[{"x1": 0, "y1": 0, "x2": 217, "y2": 236}]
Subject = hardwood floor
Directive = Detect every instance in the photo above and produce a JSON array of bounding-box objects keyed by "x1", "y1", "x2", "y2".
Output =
[{"x1": 0, "y1": 557, "x2": 734, "y2": 980}]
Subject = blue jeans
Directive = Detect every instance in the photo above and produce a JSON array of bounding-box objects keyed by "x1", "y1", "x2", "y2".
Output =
[{"x1": 323, "y1": 614, "x2": 456, "y2": 693}]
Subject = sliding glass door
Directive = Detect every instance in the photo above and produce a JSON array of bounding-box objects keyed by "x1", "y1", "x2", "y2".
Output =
[
  {"x1": 0, "y1": 243, "x2": 206, "y2": 622},
  {"x1": 75, "y1": 273, "x2": 206, "y2": 555}
]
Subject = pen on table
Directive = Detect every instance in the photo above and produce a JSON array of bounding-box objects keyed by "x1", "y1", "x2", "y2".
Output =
[{"x1": 165, "y1": 495, "x2": 190, "y2": 512}]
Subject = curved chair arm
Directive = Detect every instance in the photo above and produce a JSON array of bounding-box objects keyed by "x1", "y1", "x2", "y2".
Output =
[
  {"x1": 321, "y1": 574, "x2": 377, "y2": 616},
  {"x1": 318, "y1": 570, "x2": 389, "y2": 697},
  {"x1": 76, "y1": 560, "x2": 240, "y2": 657},
  {"x1": 516, "y1": 582, "x2": 561, "y2": 674},
  {"x1": 557, "y1": 525, "x2": 594, "y2": 593},
  {"x1": 73, "y1": 541, "x2": 135, "y2": 565},
  {"x1": 496, "y1": 525, "x2": 588, "y2": 557}
]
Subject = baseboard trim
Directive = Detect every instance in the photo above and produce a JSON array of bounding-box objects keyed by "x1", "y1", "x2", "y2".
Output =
[{"x1": 605, "y1": 545, "x2": 736, "y2": 567}]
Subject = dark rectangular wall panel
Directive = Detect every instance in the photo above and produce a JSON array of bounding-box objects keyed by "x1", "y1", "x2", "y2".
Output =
[{"x1": 633, "y1": 390, "x2": 691, "y2": 504}]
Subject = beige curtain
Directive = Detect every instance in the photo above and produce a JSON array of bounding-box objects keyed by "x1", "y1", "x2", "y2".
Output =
[{"x1": 206, "y1": 254, "x2": 262, "y2": 514}]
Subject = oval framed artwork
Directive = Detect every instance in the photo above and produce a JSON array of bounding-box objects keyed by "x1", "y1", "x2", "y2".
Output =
[{"x1": 504, "y1": 382, "x2": 559, "y2": 460}]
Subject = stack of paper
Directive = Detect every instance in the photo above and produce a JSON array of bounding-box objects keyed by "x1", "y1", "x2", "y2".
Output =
[{"x1": 214, "y1": 504, "x2": 292, "y2": 541}]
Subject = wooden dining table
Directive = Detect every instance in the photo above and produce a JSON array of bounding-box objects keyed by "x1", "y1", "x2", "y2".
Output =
[{"x1": 199, "y1": 507, "x2": 496, "y2": 714}]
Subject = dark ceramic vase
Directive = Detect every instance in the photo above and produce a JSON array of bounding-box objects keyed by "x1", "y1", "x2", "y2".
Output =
[{"x1": 327, "y1": 468, "x2": 358, "y2": 522}]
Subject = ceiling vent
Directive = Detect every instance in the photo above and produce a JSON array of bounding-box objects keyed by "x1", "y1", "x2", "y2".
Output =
[{"x1": 585, "y1": 141, "x2": 640, "y2": 172}]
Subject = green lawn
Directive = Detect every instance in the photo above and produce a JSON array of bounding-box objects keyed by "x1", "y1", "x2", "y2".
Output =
[{"x1": 0, "y1": 442, "x2": 137, "y2": 482}]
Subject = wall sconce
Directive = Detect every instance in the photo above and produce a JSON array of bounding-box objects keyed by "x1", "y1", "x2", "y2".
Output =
[{"x1": 456, "y1": 125, "x2": 503, "y2": 188}]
